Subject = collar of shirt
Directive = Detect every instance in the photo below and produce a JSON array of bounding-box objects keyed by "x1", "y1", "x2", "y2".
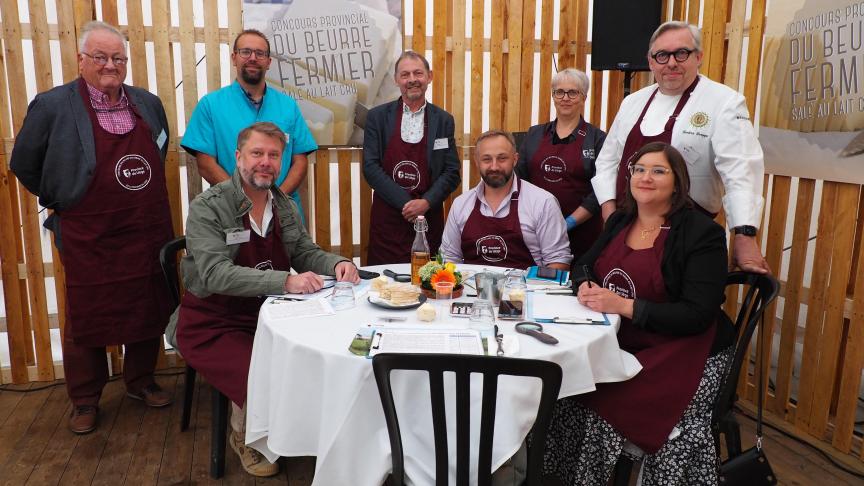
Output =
[
  {"x1": 400, "y1": 100, "x2": 427, "y2": 144},
  {"x1": 248, "y1": 190, "x2": 274, "y2": 238},
  {"x1": 86, "y1": 82, "x2": 128, "y2": 109},
  {"x1": 474, "y1": 175, "x2": 520, "y2": 217},
  {"x1": 547, "y1": 118, "x2": 583, "y2": 145},
  {"x1": 243, "y1": 83, "x2": 267, "y2": 110}
]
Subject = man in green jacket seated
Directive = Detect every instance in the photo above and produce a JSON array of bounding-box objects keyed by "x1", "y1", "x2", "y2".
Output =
[{"x1": 167, "y1": 121, "x2": 359, "y2": 477}]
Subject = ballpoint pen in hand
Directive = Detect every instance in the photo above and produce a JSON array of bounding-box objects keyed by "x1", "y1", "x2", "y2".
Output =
[{"x1": 583, "y1": 265, "x2": 593, "y2": 288}]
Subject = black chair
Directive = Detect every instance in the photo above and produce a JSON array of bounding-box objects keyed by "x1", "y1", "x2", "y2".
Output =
[
  {"x1": 372, "y1": 353, "x2": 563, "y2": 486},
  {"x1": 611, "y1": 271, "x2": 780, "y2": 485},
  {"x1": 159, "y1": 236, "x2": 230, "y2": 479}
]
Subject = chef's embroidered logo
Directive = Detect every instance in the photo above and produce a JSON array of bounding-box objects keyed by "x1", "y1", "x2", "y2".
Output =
[
  {"x1": 540, "y1": 155, "x2": 566, "y2": 183},
  {"x1": 690, "y1": 112, "x2": 710, "y2": 128},
  {"x1": 255, "y1": 260, "x2": 274, "y2": 271},
  {"x1": 476, "y1": 235, "x2": 508, "y2": 262},
  {"x1": 115, "y1": 154, "x2": 151, "y2": 191},
  {"x1": 393, "y1": 160, "x2": 421, "y2": 190}
]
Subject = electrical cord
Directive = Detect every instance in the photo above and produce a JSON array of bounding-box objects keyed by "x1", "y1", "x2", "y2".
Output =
[
  {"x1": 0, "y1": 367, "x2": 187, "y2": 392},
  {"x1": 734, "y1": 404, "x2": 864, "y2": 480}
]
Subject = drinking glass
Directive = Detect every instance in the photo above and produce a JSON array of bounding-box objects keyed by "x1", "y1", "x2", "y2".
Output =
[
  {"x1": 503, "y1": 270, "x2": 528, "y2": 302},
  {"x1": 330, "y1": 282, "x2": 356, "y2": 310},
  {"x1": 435, "y1": 281, "x2": 454, "y2": 321},
  {"x1": 469, "y1": 299, "x2": 495, "y2": 332}
]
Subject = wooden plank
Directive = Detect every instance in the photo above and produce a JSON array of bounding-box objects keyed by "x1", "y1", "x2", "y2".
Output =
[
  {"x1": 794, "y1": 182, "x2": 838, "y2": 431},
  {"x1": 125, "y1": 377, "x2": 178, "y2": 484},
  {"x1": 89, "y1": 396, "x2": 146, "y2": 483},
  {"x1": 126, "y1": 0, "x2": 148, "y2": 90},
  {"x1": 179, "y1": 0, "x2": 203, "y2": 202},
  {"x1": 314, "y1": 150, "x2": 331, "y2": 252},
  {"x1": 227, "y1": 0, "x2": 243, "y2": 73},
  {"x1": 155, "y1": 373, "x2": 197, "y2": 484},
  {"x1": 687, "y1": 0, "x2": 700, "y2": 27},
  {"x1": 833, "y1": 194, "x2": 864, "y2": 452},
  {"x1": 0, "y1": 383, "x2": 30, "y2": 425},
  {"x1": 444, "y1": 0, "x2": 453, "y2": 114},
  {"x1": 573, "y1": 0, "x2": 589, "y2": 72},
  {"x1": 557, "y1": 0, "x2": 574, "y2": 69},
  {"x1": 73, "y1": 0, "x2": 93, "y2": 34},
  {"x1": 0, "y1": 385, "x2": 69, "y2": 482},
  {"x1": 772, "y1": 178, "x2": 815, "y2": 416},
  {"x1": 432, "y1": 0, "x2": 446, "y2": 105},
  {"x1": 504, "y1": 0, "x2": 522, "y2": 131},
  {"x1": 589, "y1": 70, "x2": 602, "y2": 129},
  {"x1": 413, "y1": 0, "x2": 426, "y2": 53},
  {"x1": 807, "y1": 183, "x2": 860, "y2": 436},
  {"x1": 450, "y1": 0, "x2": 465, "y2": 152},
  {"x1": 187, "y1": 382, "x2": 223, "y2": 485},
  {"x1": 743, "y1": 0, "x2": 767, "y2": 116},
  {"x1": 100, "y1": 0, "x2": 119, "y2": 26},
  {"x1": 359, "y1": 155, "x2": 372, "y2": 266},
  {"x1": 0, "y1": 383, "x2": 51, "y2": 467},
  {"x1": 536, "y1": 0, "x2": 553, "y2": 125},
  {"x1": 468, "y1": 0, "x2": 484, "y2": 187},
  {"x1": 488, "y1": 0, "x2": 504, "y2": 130},
  {"x1": 0, "y1": 150, "x2": 28, "y2": 383},
  {"x1": 606, "y1": 71, "x2": 624, "y2": 125},
  {"x1": 722, "y1": 0, "x2": 746, "y2": 90},
  {"x1": 204, "y1": 0, "x2": 221, "y2": 93},
  {"x1": 518, "y1": 0, "x2": 535, "y2": 129},
  {"x1": 337, "y1": 151, "x2": 353, "y2": 260}
]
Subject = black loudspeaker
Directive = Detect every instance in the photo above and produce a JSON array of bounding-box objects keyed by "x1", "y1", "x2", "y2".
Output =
[{"x1": 591, "y1": 0, "x2": 662, "y2": 72}]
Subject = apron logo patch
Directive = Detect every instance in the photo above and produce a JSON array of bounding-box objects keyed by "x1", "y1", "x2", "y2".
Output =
[
  {"x1": 540, "y1": 155, "x2": 567, "y2": 183},
  {"x1": 690, "y1": 112, "x2": 710, "y2": 128},
  {"x1": 392, "y1": 160, "x2": 421, "y2": 190},
  {"x1": 255, "y1": 260, "x2": 274, "y2": 271},
  {"x1": 476, "y1": 235, "x2": 508, "y2": 263},
  {"x1": 603, "y1": 268, "x2": 635, "y2": 299},
  {"x1": 582, "y1": 148, "x2": 595, "y2": 159},
  {"x1": 115, "y1": 154, "x2": 152, "y2": 191}
]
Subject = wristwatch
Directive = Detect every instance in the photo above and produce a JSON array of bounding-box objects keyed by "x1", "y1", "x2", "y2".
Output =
[{"x1": 732, "y1": 225, "x2": 757, "y2": 236}]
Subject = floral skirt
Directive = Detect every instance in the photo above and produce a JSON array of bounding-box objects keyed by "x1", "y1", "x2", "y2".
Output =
[{"x1": 542, "y1": 347, "x2": 733, "y2": 486}]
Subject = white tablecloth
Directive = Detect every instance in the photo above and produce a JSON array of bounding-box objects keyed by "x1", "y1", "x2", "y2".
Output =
[{"x1": 245, "y1": 264, "x2": 641, "y2": 486}]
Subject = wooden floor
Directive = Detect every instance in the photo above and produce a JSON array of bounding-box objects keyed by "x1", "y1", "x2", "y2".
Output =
[{"x1": 0, "y1": 370, "x2": 861, "y2": 485}]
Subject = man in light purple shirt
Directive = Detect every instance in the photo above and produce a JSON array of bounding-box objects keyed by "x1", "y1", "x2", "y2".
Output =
[{"x1": 440, "y1": 130, "x2": 572, "y2": 270}]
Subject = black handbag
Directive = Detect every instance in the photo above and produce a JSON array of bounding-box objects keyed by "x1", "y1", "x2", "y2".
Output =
[{"x1": 718, "y1": 313, "x2": 777, "y2": 485}]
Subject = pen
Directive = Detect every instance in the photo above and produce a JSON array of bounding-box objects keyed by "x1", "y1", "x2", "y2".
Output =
[{"x1": 583, "y1": 265, "x2": 593, "y2": 288}]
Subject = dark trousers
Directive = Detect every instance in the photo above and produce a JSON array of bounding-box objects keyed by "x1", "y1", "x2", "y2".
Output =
[{"x1": 62, "y1": 337, "x2": 161, "y2": 407}]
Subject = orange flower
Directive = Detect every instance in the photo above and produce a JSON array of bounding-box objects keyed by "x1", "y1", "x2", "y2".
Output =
[{"x1": 430, "y1": 269, "x2": 456, "y2": 286}]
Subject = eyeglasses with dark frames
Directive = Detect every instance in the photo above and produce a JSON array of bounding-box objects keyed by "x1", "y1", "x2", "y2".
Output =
[
  {"x1": 235, "y1": 48, "x2": 270, "y2": 60},
  {"x1": 649, "y1": 48, "x2": 695, "y2": 65},
  {"x1": 552, "y1": 89, "x2": 583, "y2": 100}
]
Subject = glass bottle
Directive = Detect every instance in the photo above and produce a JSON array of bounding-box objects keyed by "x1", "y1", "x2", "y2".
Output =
[{"x1": 410, "y1": 216, "x2": 430, "y2": 286}]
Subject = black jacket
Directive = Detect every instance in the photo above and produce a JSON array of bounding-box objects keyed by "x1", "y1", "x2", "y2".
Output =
[
  {"x1": 362, "y1": 99, "x2": 461, "y2": 209},
  {"x1": 572, "y1": 207, "x2": 733, "y2": 349},
  {"x1": 515, "y1": 118, "x2": 606, "y2": 215}
]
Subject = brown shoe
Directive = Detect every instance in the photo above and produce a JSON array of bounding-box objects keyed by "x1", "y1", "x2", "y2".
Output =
[
  {"x1": 69, "y1": 405, "x2": 98, "y2": 434},
  {"x1": 230, "y1": 430, "x2": 280, "y2": 477},
  {"x1": 127, "y1": 383, "x2": 173, "y2": 407}
]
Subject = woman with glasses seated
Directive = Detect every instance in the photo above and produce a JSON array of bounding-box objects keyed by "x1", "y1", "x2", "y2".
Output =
[
  {"x1": 543, "y1": 142, "x2": 735, "y2": 485},
  {"x1": 516, "y1": 68, "x2": 606, "y2": 259}
]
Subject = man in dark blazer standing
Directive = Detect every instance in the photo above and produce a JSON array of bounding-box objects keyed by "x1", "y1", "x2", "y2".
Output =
[
  {"x1": 362, "y1": 51, "x2": 461, "y2": 264},
  {"x1": 10, "y1": 21, "x2": 174, "y2": 434}
]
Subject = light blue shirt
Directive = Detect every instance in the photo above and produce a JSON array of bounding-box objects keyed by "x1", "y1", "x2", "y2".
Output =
[{"x1": 181, "y1": 81, "x2": 318, "y2": 208}]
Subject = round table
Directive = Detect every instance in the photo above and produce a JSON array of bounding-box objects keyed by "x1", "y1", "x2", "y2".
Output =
[{"x1": 245, "y1": 264, "x2": 641, "y2": 486}]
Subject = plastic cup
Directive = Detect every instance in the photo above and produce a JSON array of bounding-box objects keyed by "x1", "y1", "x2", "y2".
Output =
[{"x1": 330, "y1": 281, "x2": 356, "y2": 310}]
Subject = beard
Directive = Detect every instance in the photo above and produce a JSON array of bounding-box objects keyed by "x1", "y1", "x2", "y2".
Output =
[
  {"x1": 241, "y1": 168, "x2": 275, "y2": 191},
  {"x1": 240, "y1": 64, "x2": 265, "y2": 85},
  {"x1": 481, "y1": 170, "x2": 512, "y2": 188}
]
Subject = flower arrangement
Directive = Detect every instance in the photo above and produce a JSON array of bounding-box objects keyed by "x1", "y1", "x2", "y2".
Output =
[{"x1": 417, "y1": 254, "x2": 463, "y2": 295}]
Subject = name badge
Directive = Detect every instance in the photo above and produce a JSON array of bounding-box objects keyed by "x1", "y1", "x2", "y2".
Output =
[
  {"x1": 156, "y1": 129, "x2": 167, "y2": 150},
  {"x1": 433, "y1": 138, "x2": 449, "y2": 150},
  {"x1": 226, "y1": 229, "x2": 251, "y2": 245}
]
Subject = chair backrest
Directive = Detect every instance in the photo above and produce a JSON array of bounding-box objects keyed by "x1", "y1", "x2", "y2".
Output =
[
  {"x1": 372, "y1": 353, "x2": 562, "y2": 486},
  {"x1": 713, "y1": 271, "x2": 780, "y2": 424},
  {"x1": 159, "y1": 236, "x2": 186, "y2": 307}
]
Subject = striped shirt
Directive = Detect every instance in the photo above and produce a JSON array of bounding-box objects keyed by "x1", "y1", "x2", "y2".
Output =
[{"x1": 86, "y1": 82, "x2": 135, "y2": 135}]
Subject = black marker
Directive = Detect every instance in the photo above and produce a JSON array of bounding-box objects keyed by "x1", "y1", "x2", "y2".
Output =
[{"x1": 583, "y1": 265, "x2": 593, "y2": 288}]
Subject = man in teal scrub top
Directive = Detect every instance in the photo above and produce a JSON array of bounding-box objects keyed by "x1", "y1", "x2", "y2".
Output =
[{"x1": 182, "y1": 29, "x2": 317, "y2": 212}]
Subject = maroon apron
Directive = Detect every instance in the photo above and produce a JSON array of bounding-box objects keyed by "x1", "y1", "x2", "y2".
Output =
[
  {"x1": 57, "y1": 79, "x2": 174, "y2": 346},
  {"x1": 367, "y1": 108, "x2": 444, "y2": 265},
  {"x1": 176, "y1": 212, "x2": 292, "y2": 406},
  {"x1": 528, "y1": 119, "x2": 601, "y2": 257},
  {"x1": 460, "y1": 179, "x2": 536, "y2": 269},
  {"x1": 578, "y1": 222, "x2": 715, "y2": 453},
  {"x1": 615, "y1": 78, "x2": 700, "y2": 203}
]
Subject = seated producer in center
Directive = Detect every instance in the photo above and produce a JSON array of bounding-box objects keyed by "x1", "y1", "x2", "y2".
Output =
[
  {"x1": 166, "y1": 122, "x2": 359, "y2": 478},
  {"x1": 440, "y1": 129, "x2": 572, "y2": 270}
]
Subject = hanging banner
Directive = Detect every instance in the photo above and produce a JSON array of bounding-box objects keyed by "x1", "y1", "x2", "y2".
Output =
[
  {"x1": 244, "y1": 0, "x2": 402, "y2": 146},
  {"x1": 759, "y1": 0, "x2": 864, "y2": 183}
]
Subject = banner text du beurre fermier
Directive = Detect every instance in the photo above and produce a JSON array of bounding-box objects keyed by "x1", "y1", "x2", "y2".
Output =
[
  {"x1": 787, "y1": 3, "x2": 864, "y2": 120},
  {"x1": 269, "y1": 11, "x2": 375, "y2": 99}
]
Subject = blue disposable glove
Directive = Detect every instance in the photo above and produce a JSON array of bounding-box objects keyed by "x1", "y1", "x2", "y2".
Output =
[{"x1": 565, "y1": 215, "x2": 578, "y2": 231}]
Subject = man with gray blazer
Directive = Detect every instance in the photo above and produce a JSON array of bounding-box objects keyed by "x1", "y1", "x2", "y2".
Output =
[
  {"x1": 10, "y1": 21, "x2": 174, "y2": 435},
  {"x1": 362, "y1": 51, "x2": 461, "y2": 265}
]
